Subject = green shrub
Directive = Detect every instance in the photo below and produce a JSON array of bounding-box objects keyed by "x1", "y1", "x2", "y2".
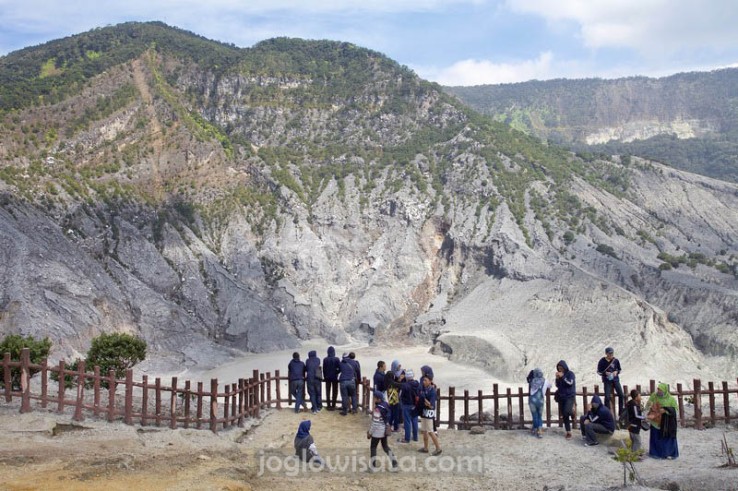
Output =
[
  {"x1": 0, "y1": 334, "x2": 52, "y2": 390},
  {"x1": 50, "y1": 358, "x2": 83, "y2": 389},
  {"x1": 87, "y1": 333, "x2": 147, "y2": 380}
]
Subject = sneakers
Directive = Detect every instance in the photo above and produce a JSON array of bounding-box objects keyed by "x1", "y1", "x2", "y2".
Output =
[
  {"x1": 397, "y1": 439, "x2": 409, "y2": 444},
  {"x1": 339, "y1": 411, "x2": 347, "y2": 416},
  {"x1": 584, "y1": 441, "x2": 599, "y2": 447},
  {"x1": 565, "y1": 432, "x2": 572, "y2": 440},
  {"x1": 432, "y1": 449, "x2": 443, "y2": 456}
]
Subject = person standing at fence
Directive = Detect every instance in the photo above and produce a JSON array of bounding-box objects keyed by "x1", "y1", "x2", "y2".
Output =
[
  {"x1": 554, "y1": 360, "x2": 576, "y2": 440},
  {"x1": 294, "y1": 420, "x2": 323, "y2": 465},
  {"x1": 419, "y1": 375, "x2": 442, "y2": 455},
  {"x1": 626, "y1": 389, "x2": 646, "y2": 453},
  {"x1": 374, "y1": 361, "x2": 387, "y2": 395},
  {"x1": 527, "y1": 368, "x2": 552, "y2": 439},
  {"x1": 579, "y1": 394, "x2": 615, "y2": 446},
  {"x1": 305, "y1": 350, "x2": 323, "y2": 413},
  {"x1": 597, "y1": 347, "x2": 624, "y2": 416},
  {"x1": 323, "y1": 346, "x2": 340, "y2": 411},
  {"x1": 385, "y1": 360, "x2": 402, "y2": 432},
  {"x1": 338, "y1": 353, "x2": 357, "y2": 416},
  {"x1": 348, "y1": 352, "x2": 362, "y2": 413},
  {"x1": 367, "y1": 390, "x2": 398, "y2": 472},
  {"x1": 288, "y1": 352, "x2": 308, "y2": 414},
  {"x1": 645, "y1": 382, "x2": 679, "y2": 459},
  {"x1": 389, "y1": 369, "x2": 420, "y2": 443}
]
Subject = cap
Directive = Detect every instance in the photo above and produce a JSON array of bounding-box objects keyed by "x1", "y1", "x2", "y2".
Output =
[{"x1": 605, "y1": 347, "x2": 614, "y2": 354}]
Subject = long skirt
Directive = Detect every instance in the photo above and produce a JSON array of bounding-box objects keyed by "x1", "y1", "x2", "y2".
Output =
[{"x1": 649, "y1": 426, "x2": 679, "y2": 459}]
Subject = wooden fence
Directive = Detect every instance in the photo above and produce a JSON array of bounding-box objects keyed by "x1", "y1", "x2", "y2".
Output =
[{"x1": 2, "y1": 349, "x2": 737, "y2": 433}]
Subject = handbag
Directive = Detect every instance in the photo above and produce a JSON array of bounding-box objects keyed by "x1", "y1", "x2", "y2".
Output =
[{"x1": 640, "y1": 420, "x2": 651, "y2": 431}]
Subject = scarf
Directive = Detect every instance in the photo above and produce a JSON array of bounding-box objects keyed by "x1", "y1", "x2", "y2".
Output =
[
  {"x1": 529, "y1": 368, "x2": 545, "y2": 395},
  {"x1": 648, "y1": 382, "x2": 678, "y2": 408}
]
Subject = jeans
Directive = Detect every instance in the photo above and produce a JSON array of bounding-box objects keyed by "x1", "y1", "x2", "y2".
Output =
[
  {"x1": 604, "y1": 378, "x2": 625, "y2": 415},
  {"x1": 307, "y1": 379, "x2": 322, "y2": 411},
  {"x1": 325, "y1": 380, "x2": 338, "y2": 408},
  {"x1": 290, "y1": 380, "x2": 307, "y2": 413},
  {"x1": 370, "y1": 437, "x2": 397, "y2": 468},
  {"x1": 340, "y1": 379, "x2": 356, "y2": 413},
  {"x1": 401, "y1": 403, "x2": 418, "y2": 441},
  {"x1": 389, "y1": 403, "x2": 401, "y2": 431},
  {"x1": 629, "y1": 431, "x2": 642, "y2": 452},
  {"x1": 559, "y1": 397, "x2": 575, "y2": 432},
  {"x1": 529, "y1": 401, "x2": 544, "y2": 430},
  {"x1": 580, "y1": 420, "x2": 613, "y2": 444}
]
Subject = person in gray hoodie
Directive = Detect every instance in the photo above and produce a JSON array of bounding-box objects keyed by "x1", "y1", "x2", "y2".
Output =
[{"x1": 305, "y1": 350, "x2": 323, "y2": 413}]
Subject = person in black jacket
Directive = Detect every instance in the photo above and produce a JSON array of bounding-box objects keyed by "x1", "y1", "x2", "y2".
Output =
[
  {"x1": 374, "y1": 361, "x2": 387, "y2": 394},
  {"x1": 554, "y1": 360, "x2": 576, "y2": 439},
  {"x1": 348, "y1": 352, "x2": 361, "y2": 413},
  {"x1": 305, "y1": 350, "x2": 323, "y2": 413},
  {"x1": 323, "y1": 346, "x2": 340, "y2": 410},
  {"x1": 288, "y1": 352, "x2": 308, "y2": 413},
  {"x1": 626, "y1": 389, "x2": 646, "y2": 453},
  {"x1": 579, "y1": 394, "x2": 615, "y2": 446},
  {"x1": 338, "y1": 353, "x2": 356, "y2": 415},
  {"x1": 597, "y1": 347, "x2": 624, "y2": 416}
]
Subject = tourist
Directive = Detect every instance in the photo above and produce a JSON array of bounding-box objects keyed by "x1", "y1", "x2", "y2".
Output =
[
  {"x1": 645, "y1": 382, "x2": 679, "y2": 459},
  {"x1": 418, "y1": 375, "x2": 442, "y2": 455},
  {"x1": 348, "y1": 352, "x2": 362, "y2": 413},
  {"x1": 323, "y1": 346, "x2": 340, "y2": 410},
  {"x1": 527, "y1": 368, "x2": 552, "y2": 438},
  {"x1": 626, "y1": 389, "x2": 647, "y2": 453},
  {"x1": 294, "y1": 420, "x2": 323, "y2": 465},
  {"x1": 385, "y1": 360, "x2": 402, "y2": 432},
  {"x1": 305, "y1": 350, "x2": 323, "y2": 413},
  {"x1": 554, "y1": 360, "x2": 576, "y2": 439},
  {"x1": 597, "y1": 347, "x2": 625, "y2": 416},
  {"x1": 579, "y1": 394, "x2": 615, "y2": 446},
  {"x1": 288, "y1": 352, "x2": 308, "y2": 413},
  {"x1": 391, "y1": 369, "x2": 420, "y2": 443},
  {"x1": 421, "y1": 365, "x2": 438, "y2": 434},
  {"x1": 374, "y1": 360, "x2": 387, "y2": 394},
  {"x1": 338, "y1": 353, "x2": 357, "y2": 415},
  {"x1": 367, "y1": 390, "x2": 398, "y2": 472}
]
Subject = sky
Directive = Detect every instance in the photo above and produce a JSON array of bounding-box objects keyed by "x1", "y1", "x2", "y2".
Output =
[{"x1": 1, "y1": 0, "x2": 738, "y2": 86}]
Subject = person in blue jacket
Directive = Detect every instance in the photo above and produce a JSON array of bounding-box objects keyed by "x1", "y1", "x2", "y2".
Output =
[
  {"x1": 348, "y1": 352, "x2": 361, "y2": 413},
  {"x1": 374, "y1": 361, "x2": 387, "y2": 394},
  {"x1": 389, "y1": 369, "x2": 420, "y2": 443},
  {"x1": 294, "y1": 420, "x2": 323, "y2": 465},
  {"x1": 579, "y1": 394, "x2": 615, "y2": 446},
  {"x1": 418, "y1": 375, "x2": 442, "y2": 455},
  {"x1": 385, "y1": 360, "x2": 402, "y2": 432},
  {"x1": 338, "y1": 353, "x2": 356, "y2": 415},
  {"x1": 554, "y1": 360, "x2": 576, "y2": 439},
  {"x1": 305, "y1": 350, "x2": 323, "y2": 413},
  {"x1": 597, "y1": 346, "x2": 624, "y2": 416},
  {"x1": 323, "y1": 346, "x2": 340, "y2": 410},
  {"x1": 288, "y1": 352, "x2": 308, "y2": 413}
]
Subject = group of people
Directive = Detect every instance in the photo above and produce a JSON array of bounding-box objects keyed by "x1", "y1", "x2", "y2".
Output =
[
  {"x1": 290, "y1": 348, "x2": 442, "y2": 471},
  {"x1": 528, "y1": 347, "x2": 679, "y2": 460}
]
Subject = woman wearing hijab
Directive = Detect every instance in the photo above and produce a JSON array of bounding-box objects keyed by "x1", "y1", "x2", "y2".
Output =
[
  {"x1": 645, "y1": 382, "x2": 679, "y2": 459},
  {"x1": 527, "y1": 368, "x2": 552, "y2": 438},
  {"x1": 294, "y1": 420, "x2": 323, "y2": 465}
]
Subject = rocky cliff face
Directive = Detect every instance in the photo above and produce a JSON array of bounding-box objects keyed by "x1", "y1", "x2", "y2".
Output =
[{"x1": 0, "y1": 24, "x2": 736, "y2": 381}]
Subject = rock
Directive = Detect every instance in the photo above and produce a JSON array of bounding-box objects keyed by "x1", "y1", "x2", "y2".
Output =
[{"x1": 469, "y1": 426, "x2": 486, "y2": 435}]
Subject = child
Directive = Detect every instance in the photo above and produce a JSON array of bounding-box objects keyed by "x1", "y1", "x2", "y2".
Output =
[
  {"x1": 367, "y1": 390, "x2": 398, "y2": 472},
  {"x1": 418, "y1": 376, "x2": 442, "y2": 455},
  {"x1": 626, "y1": 389, "x2": 646, "y2": 453}
]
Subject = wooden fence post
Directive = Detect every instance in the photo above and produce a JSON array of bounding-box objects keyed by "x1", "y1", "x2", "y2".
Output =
[
  {"x1": 545, "y1": 388, "x2": 552, "y2": 427},
  {"x1": 196, "y1": 381, "x2": 203, "y2": 429},
  {"x1": 694, "y1": 379, "x2": 703, "y2": 430},
  {"x1": 506, "y1": 387, "x2": 513, "y2": 429},
  {"x1": 93, "y1": 366, "x2": 101, "y2": 417},
  {"x1": 40, "y1": 359, "x2": 48, "y2": 409},
  {"x1": 107, "y1": 369, "x2": 116, "y2": 423},
  {"x1": 275, "y1": 370, "x2": 282, "y2": 409},
  {"x1": 260, "y1": 373, "x2": 265, "y2": 410},
  {"x1": 237, "y1": 379, "x2": 245, "y2": 427},
  {"x1": 677, "y1": 383, "x2": 685, "y2": 427},
  {"x1": 448, "y1": 387, "x2": 456, "y2": 430},
  {"x1": 20, "y1": 348, "x2": 31, "y2": 413},
  {"x1": 463, "y1": 390, "x2": 470, "y2": 428},
  {"x1": 517, "y1": 387, "x2": 525, "y2": 429},
  {"x1": 253, "y1": 370, "x2": 260, "y2": 418},
  {"x1": 183, "y1": 380, "x2": 191, "y2": 429},
  {"x1": 124, "y1": 370, "x2": 133, "y2": 425},
  {"x1": 155, "y1": 378, "x2": 162, "y2": 426},
  {"x1": 478, "y1": 390, "x2": 484, "y2": 426},
  {"x1": 3, "y1": 353, "x2": 11, "y2": 402},
  {"x1": 73, "y1": 360, "x2": 86, "y2": 421},
  {"x1": 722, "y1": 381, "x2": 730, "y2": 424},
  {"x1": 210, "y1": 378, "x2": 218, "y2": 433},
  {"x1": 492, "y1": 384, "x2": 500, "y2": 428},
  {"x1": 170, "y1": 377, "x2": 178, "y2": 430},
  {"x1": 266, "y1": 372, "x2": 272, "y2": 408},
  {"x1": 708, "y1": 381, "x2": 716, "y2": 426},
  {"x1": 141, "y1": 375, "x2": 149, "y2": 426},
  {"x1": 57, "y1": 360, "x2": 66, "y2": 413}
]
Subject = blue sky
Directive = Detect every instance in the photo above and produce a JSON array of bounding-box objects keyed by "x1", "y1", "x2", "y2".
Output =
[{"x1": 1, "y1": 0, "x2": 737, "y2": 86}]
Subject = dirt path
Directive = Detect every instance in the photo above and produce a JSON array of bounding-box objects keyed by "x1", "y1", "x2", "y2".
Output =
[
  {"x1": 0, "y1": 405, "x2": 736, "y2": 490},
  {"x1": 131, "y1": 57, "x2": 164, "y2": 197}
]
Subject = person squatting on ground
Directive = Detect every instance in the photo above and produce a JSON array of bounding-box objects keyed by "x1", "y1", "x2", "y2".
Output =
[
  {"x1": 597, "y1": 347, "x2": 625, "y2": 416},
  {"x1": 579, "y1": 394, "x2": 615, "y2": 446},
  {"x1": 554, "y1": 360, "x2": 576, "y2": 439},
  {"x1": 288, "y1": 352, "x2": 308, "y2": 413},
  {"x1": 367, "y1": 390, "x2": 398, "y2": 472},
  {"x1": 646, "y1": 382, "x2": 679, "y2": 459},
  {"x1": 626, "y1": 389, "x2": 647, "y2": 453},
  {"x1": 323, "y1": 347, "x2": 340, "y2": 410},
  {"x1": 338, "y1": 352, "x2": 357, "y2": 415},
  {"x1": 305, "y1": 350, "x2": 323, "y2": 413},
  {"x1": 527, "y1": 368, "x2": 552, "y2": 438},
  {"x1": 385, "y1": 360, "x2": 402, "y2": 432},
  {"x1": 294, "y1": 420, "x2": 323, "y2": 465},
  {"x1": 418, "y1": 375, "x2": 442, "y2": 455}
]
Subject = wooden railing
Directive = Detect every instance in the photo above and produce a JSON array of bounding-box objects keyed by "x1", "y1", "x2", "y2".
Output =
[
  {"x1": 1, "y1": 349, "x2": 373, "y2": 433},
  {"x1": 3, "y1": 349, "x2": 737, "y2": 432}
]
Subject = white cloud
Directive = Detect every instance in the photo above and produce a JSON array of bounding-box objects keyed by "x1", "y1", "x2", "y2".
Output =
[
  {"x1": 421, "y1": 51, "x2": 556, "y2": 85},
  {"x1": 505, "y1": 0, "x2": 738, "y2": 55}
]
